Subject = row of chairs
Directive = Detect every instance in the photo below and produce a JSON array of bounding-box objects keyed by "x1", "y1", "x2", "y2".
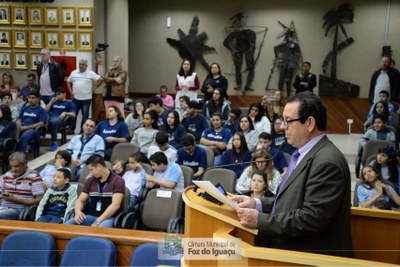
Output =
[{"x1": 0, "y1": 231, "x2": 178, "y2": 266}]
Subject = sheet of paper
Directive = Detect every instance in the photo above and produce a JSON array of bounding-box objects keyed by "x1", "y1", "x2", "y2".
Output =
[{"x1": 193, "y1": 180, "x2": 239, "y2": 211}]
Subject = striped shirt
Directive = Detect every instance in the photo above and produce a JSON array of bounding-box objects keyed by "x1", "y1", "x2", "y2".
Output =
[{"x1": 0, "y1": 168, "x2": 44, "y2": 210}]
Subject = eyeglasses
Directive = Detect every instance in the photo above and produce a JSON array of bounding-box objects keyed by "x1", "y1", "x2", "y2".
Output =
[{"x1": 281, "y1": 117, "x2": 307, "y2": 127}]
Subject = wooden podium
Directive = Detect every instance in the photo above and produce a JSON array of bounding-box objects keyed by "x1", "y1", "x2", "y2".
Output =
[{"x1": 182, "y1": 186, "x2": 397, "y2": 266}]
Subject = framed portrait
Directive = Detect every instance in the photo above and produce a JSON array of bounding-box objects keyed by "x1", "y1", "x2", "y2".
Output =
[
  {"x1": 28, "y1": 6, "x2": 43, "y2": 25},
  {"x1": 12, "y1": 6, "x2": 26, "y2": 25},
  {"x1": 0, "y1": 28, "x2": 11, "y2": 48},
  {"x1": 61, "y1": 7, "x2": 75, "y2": 27},
  {"x1": 45, "y1": 31, "x2": 59, "y2": 50},
  {"x1": 78, "y1": 7, "x2": 92, "y2": 27},
  {"x1": 29, "y1": 30, "x2": 43, "y2": 49},
  {"x1": 0, "y1": 6, "x2": 10, "y2": 25},
  {"x1": 61, "y1": 31, "x2": 76, "y2": 50},
  {"x1": 0, "y1": 51, "x2": 11, "y2": 69},
  {"x1": 30, "y1": 53, "x2": 41, "y2": 70},
  {"x1": 78, "y1": 30, "x2": 92, "y2": 51},
  {"x1": 14, "y1": 52, "x2": 27, "y2": 70},
  {"x1": 44, "y1": 7, "x2": 59, "y2": 26},
  {"x1": 13, "y1": 29, "x2": 27, "y2": 48}
]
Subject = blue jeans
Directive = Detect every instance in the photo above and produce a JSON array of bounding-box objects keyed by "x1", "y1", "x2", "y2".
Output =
[
  {"x1": 214, "y1": 154, "x2": 222, "y2": 166},
  {"x1": 0, "y1": 207, "x2": 21, "y2": 220},
  {"x1": 72, "y1": 98, "x2": 92, "y2": 132},
  {"x1": 49, "y1": 116, "x2": 64, "y2": 142},
  {"x1": 17, "y1": 129, "x2": 36, "y2": 152},
  {"x1": 36, "y1": 215, "x2": 63, "y2": 224},
  {"x1": 41, "y1": 95, "x2": 54, "y2": 105},
  {"x1": 128, "y1": 195, "x2": 138, "y2": 212},
  {"x1": 64, "y1": 214, "x2": 114, "y2": 228}
]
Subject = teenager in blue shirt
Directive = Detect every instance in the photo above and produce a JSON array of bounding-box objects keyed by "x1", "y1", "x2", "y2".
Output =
[
  {"x1": 95, "y1": 105, "x2": 129, "y2": 160},
  {"x1": 148, "y1": 96, "x2": 169, "y2": 129},
  {"x1": 200, "y1": 112, "x2": 231, "y2": 166},
  {"x1": 45, "y1": 88, "x2": 76, "y2": 151},
  {"x1": 16, "y1": 90, "x2": 48, "y2": 152},
  {"x1": 181, "y1": 100, "x2": 209, "y2": 142},
  {"x1": 164, "y1": 110, "x2": 186, "y2": 149},
  {"x1": 177, "y1": 134, "x2": 207, "y2": 180}
]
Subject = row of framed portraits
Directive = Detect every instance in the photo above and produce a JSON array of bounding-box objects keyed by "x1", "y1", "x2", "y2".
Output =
[
  {"x1": 0, "y1": 6, "x2": 93, "y2": 27},
  {"x1": 0, "y1": 29, "x2": 92, "y2": 50},
  {"x1": 0, "y1": 51, "x2": 43, "y2": 70}
]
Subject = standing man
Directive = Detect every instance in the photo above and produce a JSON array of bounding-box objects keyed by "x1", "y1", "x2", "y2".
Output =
[
  {"x1": 292, "y1": 62, "x2": 317, "y2": 94},
  {"x1": 66, "y1": 118, "x2": 105, "y2": 179},
  {"x1": 0, "y1": 152, "x2": 44, "y2": 220},
  {"x1": 16, "y1": 90, "x2": 48, "y2": 153},
  {"x1": 102, "y1": 56, "x2": 127, "y2": 116},
  {"x1": 37, "y1": 48, "x2": 64, "y2": 104},
  {"x1": 67, "y1": 59, "x2": 102, "y2": 134},
  {"x1": 233, "y1": 92, "x2": 352, "y2": 257},
  {"x1": 45, "y1": 88, "x2": 76, "y2": 151},
  {"x1": 65, "y1": 154, "x2": 125, "y2": 228},
  {"x1": 369, "y1": 55, "x2": 400, "y2": 104}
]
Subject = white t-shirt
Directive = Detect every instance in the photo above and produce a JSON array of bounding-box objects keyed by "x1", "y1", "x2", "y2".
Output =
[{"x1": 67, "y1": 69, "x2": 101, "y2": 100}]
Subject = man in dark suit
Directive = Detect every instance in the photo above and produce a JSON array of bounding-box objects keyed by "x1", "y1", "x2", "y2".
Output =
[
  {"x1": 233, "y1": 92, "x2": 353, "y2": 257},
  {"x1": 1, "y1": 54, "x2": 8, "y2": 65},
  {"x1": 0, "y1": 9, "x2": 7, "y2": 20},
  {"x1": 0, "y1": 33, "x2": 7, "y2": 43}
]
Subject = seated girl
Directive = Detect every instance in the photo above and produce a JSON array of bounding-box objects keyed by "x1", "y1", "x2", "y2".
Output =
[
  {"x1": 40, "y1": 150, "x2": 72, "y2": 187},
  {"x1": 245, "y1": 169, "x2": 274, "y2": 199},
  {"x1": 131, "y1": 110, "x2": 159, "y2": 155},
  {"x1": 125, "y1": 100, "x2": 146, "y2": 138},
  {"x1": 202, "y1": 88, "x2": 230, "y2": 121},
  {"x1": 369, "y1": 145, "x2": 400, "y2": 192},
  {"x1": 358, "y1": 165, "x2": 400, "y2": 209},
  {"x1": 112, "y1": 159, "x2": 127, "y2": 177},
  {"x1": 164, "y1": 110, "x2": 186, "y2": 149},
  {"x1": 220, "y1": 132, "x2": 251, "y2": 178}
]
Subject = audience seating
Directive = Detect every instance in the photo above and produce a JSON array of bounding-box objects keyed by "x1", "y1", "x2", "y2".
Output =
[
  {"x1": 0, "y1": 230, "x2": 56, "y2": 266},
  {"x1": 78, "y1": 160, "x2": 112, "y2": 184},
  {"x1": 180, "y1": 164, "x2": 194, "y2": 188},
  {"x1": 357, "y1": 140, "x2": 396, "y2": 177},
  {"x1": 142, "y1": 162, "x2": 153, "y2": 175},
  {"x1": 129, "y1": 243, "x2": 180, "y2": 267},
  {"x1": 58, "y1": 117, "x2": 74, "y2": 145},
  {"x1": 27, "y1": 125, "x2": 47, "y2": 158},
  {"x1": 60, "y1": 236, "x2": 116, "y2": 266},
  {"x1": 202, "y1": 146, "x2": 215, "y2": 168},
  {"x1": 110, "y1": 143, "x2": 140, "y2": 163},
  {"x1": 0, "y1": 137, "x2": 19, "y2": 173},
  {"x1": 46, "y1": 158, "x2": 77, "y2": 182},
  {"x1": 203, "y1": 168, "x2": 237, "y2": 194}
]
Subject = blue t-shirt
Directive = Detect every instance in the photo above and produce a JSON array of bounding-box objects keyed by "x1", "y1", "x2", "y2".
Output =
[
  {"x1": 165, "y1": 124, "x2": 186, "y2": 149},
  {"x1": 177, "y1": 146, "x2": 207, "y2": 175},
  {"x1": 220, "y1": 149, "x2": 251, "y2": 178},
  {"x1": 158, "y1": 108, "x2": 170, "y2": 129},
  {"x1": 269, "y1": 147, "x2": 288, "y2": 173},
  {"x1": 182, "y1": 114, "x2": 209, "y2": 141},
  {"x1": 201, "y1": 127, "x2": 231, "y2": 144},
  {"x1": 153, "y1": 162, "x2": 185, "y2": 193},
  {"x1": 18, "y1": 105, "x2": 48, "y2": 127},
  {"x1": 95, "y1": 120, "x2": 129, "y2": 149},
  {"x1": 50, "y1": 100, "x2": 76, "y2": 117}
]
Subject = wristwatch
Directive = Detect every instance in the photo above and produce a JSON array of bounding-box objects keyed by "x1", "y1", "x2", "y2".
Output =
[{"x1": 94, "y1": 219, "x2": 100, "y2": 226}]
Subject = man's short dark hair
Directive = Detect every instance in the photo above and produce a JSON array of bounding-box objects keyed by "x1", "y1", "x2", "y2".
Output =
[
  {"x1": 149, "y1": 151, "x2": 168, "y2": 165},
  {"x1": 0, "y1": 92, "x2": 11, "y2": 99},
  {"x1": 379, "y1": 90, "x2": 389, "y2": 97},
  {"x1": 287, "y1": 92, "x2": 327, "y2": 131},
  {"x1": 303, "y1": 61, "x2": 311, "y2": 67},
  {"x1": 258, "y1": 132, "x2": 272, "y2": 141},
  {"x1": 155, "y1": 131, "x2": 169, "y2": 145},
  {"x1": 57, "y1": 168, "x2": 71, "y2": 180},
  {"x1": 148, "y1": 96, "x2": 163, "y2": 107},
  {"x1": 183, "y1": 134, "x2": 195, "y2": 146},
  {"x1": 28, "y1": 89, "x2": 40, "y2": 98},
  {"x1": 373, "y1": 113, "x2": 388, "y2": 124},
  {"x1": 86, "y1": 154, "x2": 106, "y2": 167},
  {"x1": 159, "y1": 85, "x2": 168, "y2": 91},
  {"x1": 230, "y1": 108, "x2": 242, "y2": 119},
  {"x1": 188, "y1": 100, "x2": 199, "y2": 109},
  {"x1": 129, "y1": 152, "x2": 144, "y2": 163}
]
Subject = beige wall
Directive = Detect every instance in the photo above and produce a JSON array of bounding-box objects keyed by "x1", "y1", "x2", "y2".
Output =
[{"x1": 129, "y1": 0, "x2": 400, "y2": 98}]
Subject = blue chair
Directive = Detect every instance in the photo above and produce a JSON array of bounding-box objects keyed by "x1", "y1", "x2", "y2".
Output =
[
  {"x1": 130, "y1": 243, "x2": 180, "y2": 267},
  {"x1": 0, "y1": 230, "x2": 56, "y2": 266},
  {"x1": 60, "y1": 236, "x2": 116, "y2": 266}
]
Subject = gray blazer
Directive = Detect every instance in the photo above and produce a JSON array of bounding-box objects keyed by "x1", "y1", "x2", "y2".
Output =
[{"x1": 258, "y1": 135, "x2": 353, "y2": 257}]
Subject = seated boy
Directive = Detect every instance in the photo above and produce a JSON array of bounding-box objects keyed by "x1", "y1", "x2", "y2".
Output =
[
  {"x1": 123, "y1": 152, "x2": 146, "y2": 210},
  {"x1": 147, "y1": 131, "x2": 177, "y2": 163},
  {"x1": 145, "y1": 151, "x2": 184, "y2": 193},
  {"x1": 35, "y1": 168, "x2": 77, "y2": 223},
  {"x1": 177, "y1": 134, "x2": 207, "y2": 180}
]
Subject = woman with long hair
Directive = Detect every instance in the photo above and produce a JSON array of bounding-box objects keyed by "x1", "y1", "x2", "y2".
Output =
[
  {"x1": 125, "y1": 99, "x2": 146, "y2": 137},
  {"x1": 248, "y1": 102, "x2": 271, "y2": 134},
  {"x1": 220, "y1": 132, "x2": 251, "y2": 178},
  {"x1": 95, "y1": 105, "x2": 129, "y2": 160},
  {"x1": 131, "y1": 109, "x2": 159, "y2": 154},
  {"x1": 164, "y1": 110, "x2": 186, "y2": 149},
  {"x1": 237, "y1": 115, "x2": 259, "y2": 152},
  {"x1": 174, "y1": 58, "x2": 200, "y2": 108},
  {"x1": 0, "y1": 104, "x2": 16, "y2": 151},
  {"x1": 201, "y1": 62, "x2": 228, "y2": 102},
  {"x1": 0, "y1": 71, "x2": 14, "y2": 94},
  {"x1": 369, "y1": 146, "x2": 399, "y2": 190},
  {"x1": 236, "y1": 148, "x2": 282, "y2": 195},
  {"x1": 202, "y1": 88, "x2": 230, "y2": 120},
  {"x1": 263, "y1": 90, "x2": 285, "y2": 122}
]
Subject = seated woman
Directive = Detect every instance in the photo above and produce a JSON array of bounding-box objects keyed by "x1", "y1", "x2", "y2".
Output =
[
  {"x1": 248, "y1": 102, "x2": 271, "y2": 134},
  {"x1": 358, "y1": 165, "x2": 400, "y2": 209},
  {"x1": 237, "y1": 115, "x2": 259, "y2": 152},
  {"x1": 202, "y1": 88, "x2": 230, "y2": 121},
  {"x1": 125, "y1": 100, "x2": 146, "y2": 138},
  {"x1": 369, "y1": 145, "x2": 400, "y2": 191},
  {"x1": 164, "y1": 110, "x2": 186, "y2": 149},
  {"x1": 0, "y1": 105, "x2": 16, "y2": 150},
  {"x1": 131, "y1": 109, "x2": 159, "y2": 155},
  {"x1": 262, "y1": 89, "x2": 285, "y2": 122},
  {"x1": 220, "y1": 132, "x2": 252, "y2": 178},
  {"x1": 40, "y1": 150, "x2": 72, "y2": 187},
  {"x1": 200, "y1": 112, "x2": 231, "y2": 166},
  {"x1": 245, "y1": 169, "x2": 274, "y2": 199},
  {"x1": 95, "y1": 105, "x2": 130, "y2": 160},
  {"x1": 0, "y1": 71, "x2": 14, "y2": 94},
  {"x1": 236, "y1": 148, "x2": 282, "y2": 195},
  {"x1": 358, "y1": 114, "x2": 396, "y2": 158}
]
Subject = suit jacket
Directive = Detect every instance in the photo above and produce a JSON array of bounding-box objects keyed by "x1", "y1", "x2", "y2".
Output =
[
  {"x1": 37, "y1": 59, "x2": 64, "y2": 92},
  {"x1": 258, "y1": 136, "x2": 353, "y2": 257}
]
